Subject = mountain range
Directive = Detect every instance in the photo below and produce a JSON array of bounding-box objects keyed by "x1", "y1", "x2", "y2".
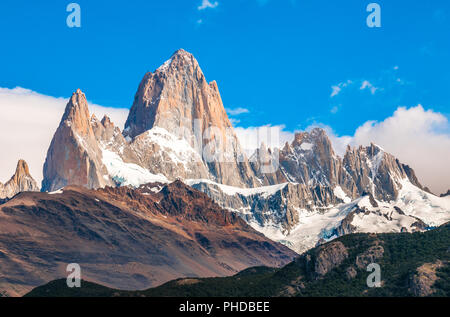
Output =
[
  {"x1": 0, "y1": 49, "x2": 449, "y2": 296},
  {"x1": 39, "y1": 49, "x2": 450, "y2": 253}
]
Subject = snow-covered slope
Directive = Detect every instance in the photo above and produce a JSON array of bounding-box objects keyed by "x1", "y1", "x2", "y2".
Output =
[
  {"x1": 186, "y1": 179, "x2": 289, "y2": 198},
  {"x1": 96, "y1": 125, "x2": 210, "y2": 187},
  {"x1": 277, "y1": 184, "x2": 449, "y2": 253},
  {"x1": 188, "y1": 178, "x2": 450, "y2": 254},
  {"x1": 101, "y1": 149, "x2": 168, "y2": 187},
  {"x1": 93, "y1": 126, "x2": 450, "y2": 255},
  {"x1": 394, "y1": 179, "x2": 450, "y2": 227}
]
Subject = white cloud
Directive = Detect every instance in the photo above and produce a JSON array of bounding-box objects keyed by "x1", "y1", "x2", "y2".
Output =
[
  {"x1": 229, "y1": 118, "x2": 240, "y2": 125},
  {"x1": 234, "y1": 125, "x2": 295, "y2": 156},
  {"x1": 0, "y1": 87, "x2": 128, "y2": 186},
  {"x1": 233, "y1": 104, "x2": 450, "y2": 194},
  {"x1": 330, "y1": 86, "x2": 342, "y2": 98},
  {"x1": 198, "y1": 0, "x2": 219, "y2": 10},
  {"x1": 330, "y1": 105, "x2": 339, "y2": 114},
  {"x1": 303, "y1": 123, "x2": 352, "y2": 157},
  {"x1": 360, "y1": 80, "x2": 378, "y2": 94},
  {"x1": 351, "y1": 105, "x2": 450, "y2": 194},
  {"x1": 330, "y1": 80, "x2": 352, "y2": 97},
  {"x1": 311, "y1": 105, "x2": 450, "y2": 194},
  {"x1": 330, "y1": 79, "x2": 382, "y2": 98},
  {"x1": 2, "y1": 88, "x2": 448, "y2": 195},
  {"x1": 226, "y1": 107, "x2": 250, "y2": 115}
]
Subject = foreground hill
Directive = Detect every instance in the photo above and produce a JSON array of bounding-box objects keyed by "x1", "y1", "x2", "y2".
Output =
[
  {"x1": 25, "y1": 223, "x2": 449, "y2": 297},
  {"x1": 0, "y1": 181, "x2": 296, "y2": 297}
]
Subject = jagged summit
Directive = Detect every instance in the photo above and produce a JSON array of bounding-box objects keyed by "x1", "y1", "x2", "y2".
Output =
[
  {"x1": 0, "y1": 159, "x2": 39, "y2": 199},
  {"x1": 16, "y1": 159, "x2": 27, "y2": 173},
  {"x1": 123, "y1": 49, "x2": 257, "y2": 187},
  {"x1": 124, "y1": 49, "x2": 231, "y2": 141},
  {"x1": 14, "y1": 159, "x2": 31, "y2": 177},
  {"x1": 292, "y1": 128, "x2": 333, "y2": 152},
  {"x1": 61, "y1": 89, "x2": 89, "y2": 125},
  {"x1": 57, "y1": 88, "x2": 94, "y2": 138},
  {"x1": 42, "y1": 90, "x2": 115, "y2": 192},
  {"x1": 100, "y1": 115, "x2": 113, "y2": 126},
  {"x1": 155, "y1": 49, "x2": 197, "y2": 71},
  {"x1": 251, "y1": 126, "x2": 426, "y2": 201},
  {"x1": 172, "y1": 48, "x2": 190, "y2": 56}
]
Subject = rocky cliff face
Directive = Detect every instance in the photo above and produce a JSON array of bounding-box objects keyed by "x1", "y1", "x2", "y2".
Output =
[
  {"x1": 124, "y1": 49, "x2": 257, "y2": 187},
  {"x1": 255, "y1": 128, "x2": 424, "y2": 202},
  {"x1": 188, "y1": 180, "x2": 345, "y2": 237},
  {"x1": 43, "y1": 50, "x2": 257, "y2": 190},
  {"x1": 0, "y1": 160, "x2": 39, "y2": 199},
  {"x1": 279, "y1": 128, "x2": 342, "y2": 187},
  {"x1": 42, "y1": 90, "x2": 114, "y2": 192},
  {"x1": 311, "y1": 241, "x2": 348, "y2": 278},
  {"x1": 124, "y1": 49, "x2": 231, "y2": 144},
  {"x1": 409, "y1": 260, "x2": 446, "y2": 296},
  {"x1": 42, "y1": 88, "x2": 205, "y2": 190},
  {"x1": 342, "y1": 143, "x2": 424, "y2": 201}
]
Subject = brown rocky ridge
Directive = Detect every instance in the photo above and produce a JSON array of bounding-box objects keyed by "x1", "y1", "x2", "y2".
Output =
[{"x1": 0, "y1": 179, "x2": 296, "y2": 297}]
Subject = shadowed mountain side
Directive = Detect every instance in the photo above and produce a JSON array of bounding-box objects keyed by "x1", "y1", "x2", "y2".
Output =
[
  {"x1": 25, "y1": 223, "x2": 450, "y2": 297},
  {"x1": 0, "y1": 181, "x2": 296, "y2": 297}
]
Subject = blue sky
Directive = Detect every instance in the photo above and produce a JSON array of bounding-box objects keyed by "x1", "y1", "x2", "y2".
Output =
[
  {"x1": 0, "y1": 0, "x2": 449, "y2": 135},
  {"x1": 0, "y1": 0, "x2": 450, "y2": 192}
]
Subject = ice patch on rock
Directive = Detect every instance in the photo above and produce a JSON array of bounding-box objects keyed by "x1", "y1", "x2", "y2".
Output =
[
  {"x1": 300, "y1": 142, "x2": 313, "y2": 151},
  {"x1": 333, "y1": 186, "x2": 351, "y2": 203},
  {"x1": 101, "y1": 149, "x2": 168, "y2": 187},
  {"x1": 186, "y1": 179, "x2": 289, "y2": 199}
]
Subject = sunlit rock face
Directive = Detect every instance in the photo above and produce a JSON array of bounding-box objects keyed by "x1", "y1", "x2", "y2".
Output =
[
  {"x1": 0, "y1": 159, "x2": 39, "y2": 199},
  {"x1": 42, "y1": 89, "x2": 114, "y2": 192},
  {"x1": 124, "y1": 49, "x2": 257, "y2": 187}
]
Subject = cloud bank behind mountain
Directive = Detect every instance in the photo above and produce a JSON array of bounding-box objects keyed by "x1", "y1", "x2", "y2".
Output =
[
  {"x1": 0, "y1": 87, "x2": 128, "y2": 186},
  {"x1": 0, "y1": 87, "x2": 448, "y2": 194}
]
